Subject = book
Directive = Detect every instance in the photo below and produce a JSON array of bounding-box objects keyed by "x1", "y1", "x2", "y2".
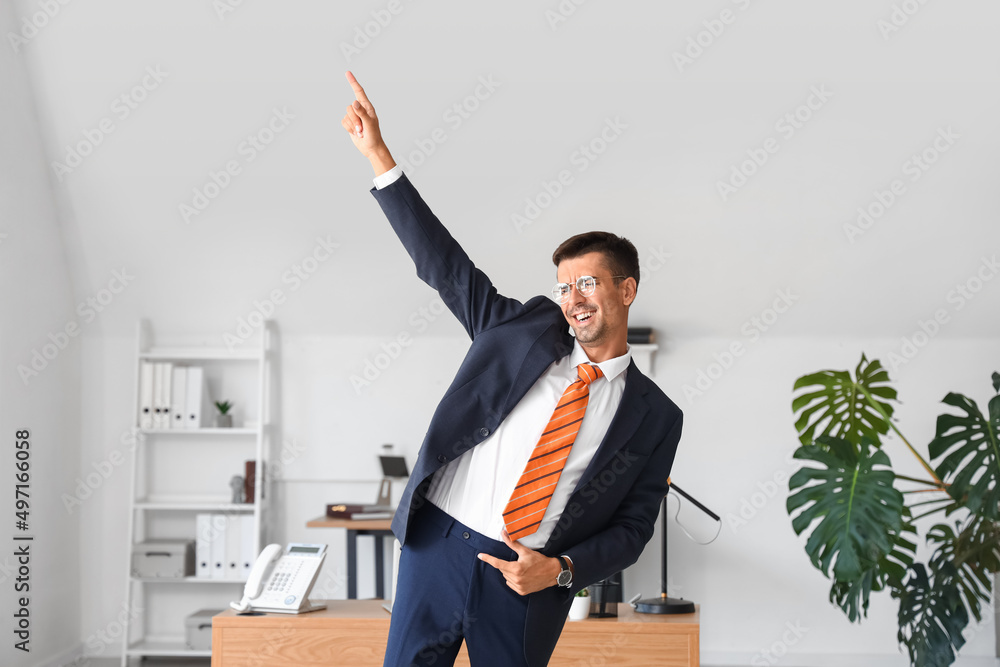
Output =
[
  {"x1": 244, "y1": 460, "x2": 256, "y2": 505},
  {"x1": 326, "y1": 503, "x2": 393, "y2": 520},
  {"x1": 627, "y1": 327, "x2": 654, "y2": 344}
]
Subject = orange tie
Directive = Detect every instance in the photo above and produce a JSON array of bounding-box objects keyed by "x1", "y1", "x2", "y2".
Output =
[{"x1": 503, "y1": 363, "x2": 604, "y2": 539}]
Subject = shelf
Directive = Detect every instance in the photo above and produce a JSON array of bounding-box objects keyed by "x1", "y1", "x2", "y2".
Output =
[
  {"x1": 126, "y1": 319, "x2": 271, "y2": 667},
  {"x1": 140, "y1": 347, "x2": 262, "y2": 361},
  {"x1": 132, "y1": 575, "x2": 246, "y2": 584},
  {"x1": 135, "y1": 499, "x2": 256, "y2": 511},
  {"x1": 126, "y1": 638, "x2": 212, "y2": 657},
  {"x1": 140, "y1": 427, "x2": 258, "y2": 436}
]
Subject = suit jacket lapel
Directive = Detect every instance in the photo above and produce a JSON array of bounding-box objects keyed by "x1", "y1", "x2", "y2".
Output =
[{"x1": 500, "y1": 323, "x2": 574, "y2": 417}]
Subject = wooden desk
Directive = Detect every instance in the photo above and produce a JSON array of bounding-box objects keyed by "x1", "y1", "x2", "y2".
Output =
[
  {"x1": 306, "y1": 516, "x2": 393, "y2": 599},
  {"x1": 212, "y1": 599, "x2": 698, "y2": 667}
]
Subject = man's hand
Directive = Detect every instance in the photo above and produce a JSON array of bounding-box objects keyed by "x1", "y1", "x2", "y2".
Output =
[
  {"x1": 342, "y1": 70, "x2": 396, "y2": 175},
  {"x1": 478, "y1": 530, "x2": 565, "y2": 596}
]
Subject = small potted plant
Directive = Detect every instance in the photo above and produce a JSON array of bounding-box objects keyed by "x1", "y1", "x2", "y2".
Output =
[
  {"x1": 214, "y1": 401, "x2": 233, "y2": 428},
  {"x1": 568, "y1": 588, "x2": 590, "y2": 621}
]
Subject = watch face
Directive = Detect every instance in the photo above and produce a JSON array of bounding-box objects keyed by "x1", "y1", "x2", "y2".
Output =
[{"x1": 557, "y1": 570, "x2": 572, "y2": 586}]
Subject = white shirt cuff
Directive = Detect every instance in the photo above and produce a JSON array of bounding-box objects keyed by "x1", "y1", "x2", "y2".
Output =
[{"x1": 373, "y1": 165, "x2": 403, "y2": 190}]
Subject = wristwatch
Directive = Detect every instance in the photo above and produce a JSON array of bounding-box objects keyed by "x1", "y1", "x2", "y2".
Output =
[{"x1": 556, "y1": 555, "x2": 573, "y2": 588}]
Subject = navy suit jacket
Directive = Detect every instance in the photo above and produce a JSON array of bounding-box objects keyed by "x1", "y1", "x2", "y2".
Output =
[{"x1": 370, "y1": 174, "x2": 683, "y2": 661}]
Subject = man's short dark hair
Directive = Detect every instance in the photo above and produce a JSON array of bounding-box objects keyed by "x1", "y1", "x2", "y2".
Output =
[{"x1": 552, "y1": 231, "x2": 640, "y2": 290}]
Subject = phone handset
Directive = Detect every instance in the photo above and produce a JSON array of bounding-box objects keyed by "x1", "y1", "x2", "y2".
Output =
[{"x1": 231, "y1": 543, "x2": 282, "y2": 612}]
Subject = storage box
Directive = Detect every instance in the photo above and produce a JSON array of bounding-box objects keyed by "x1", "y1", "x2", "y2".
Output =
[
  {"x1": 131, "y1": 539, "x2": 195, "y2": 578},
  {"x1": 185, "y1": 608, "x2": 222, "y2": 650}
]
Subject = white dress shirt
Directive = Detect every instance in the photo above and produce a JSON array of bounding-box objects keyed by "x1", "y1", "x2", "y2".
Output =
[{"x1": 424, "y1": 340, "x2": 629, "y2": 548}]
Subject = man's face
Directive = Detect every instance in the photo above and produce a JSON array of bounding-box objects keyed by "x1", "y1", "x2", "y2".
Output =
[{"x1": 556, "y1": 251, "x2": 634, "y2": 348}]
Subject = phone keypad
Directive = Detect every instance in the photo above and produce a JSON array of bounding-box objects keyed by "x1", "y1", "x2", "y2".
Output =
[{"x1": 266, "y1": 560, "x2": 304, "y2": 595}]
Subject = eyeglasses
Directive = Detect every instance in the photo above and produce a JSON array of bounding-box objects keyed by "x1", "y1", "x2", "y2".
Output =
[{"x1": 551, "y1": 275, "x2": 625, "y2": 303}]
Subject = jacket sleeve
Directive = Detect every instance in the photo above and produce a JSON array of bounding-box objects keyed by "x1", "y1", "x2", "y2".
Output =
[
  {"x1": 563, "y1": 414, "x2": 683, "y2": 596},
  {"x1": 370, "y1": 174, "x2": 527, "y2": 339}
]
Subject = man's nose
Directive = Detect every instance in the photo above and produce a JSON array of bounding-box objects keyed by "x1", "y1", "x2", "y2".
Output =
[{"x1": 565, "y1": 285, "x2": 587, "y2": 306}]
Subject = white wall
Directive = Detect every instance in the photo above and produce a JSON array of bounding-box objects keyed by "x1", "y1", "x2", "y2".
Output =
[
  {"x1": 7, "y1": 0, "x2": 1000, "y2": 664},
  {"x1": 0, "y1": 2, "x2": 82, "y2": 665}
]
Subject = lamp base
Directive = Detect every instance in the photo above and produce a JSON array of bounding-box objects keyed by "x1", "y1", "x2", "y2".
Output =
[{"x1": 634, "y1": 596, "x2": 695, "y2": 615}]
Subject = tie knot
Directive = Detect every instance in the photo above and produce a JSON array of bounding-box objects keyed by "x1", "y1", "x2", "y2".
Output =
[{"x1": 577, "y1": 363, "x2": 603, "y2": 385}]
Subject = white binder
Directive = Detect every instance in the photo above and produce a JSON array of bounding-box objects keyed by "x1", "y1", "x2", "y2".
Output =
[
  {"x1": 195, "y1": 513, "x2": 212, "y2": 578},
  {"x1": 240, "y1": 514, "x2": 256, "y2": 578},
  {"x1": 158, "y1": 362, "x2": 173, "y2": 429},
  {"x1": 151, "y1": 363, "x2": 163, "y2": 429},
  {"x1": 138, "y1": 362, "x2": 154, "y2": 429},
  {"x1": 225, "y1": 514, "x2": 243, "y2": 579},
  {"x1": 170, "y1": 366, "x2": 188, "y2": 430},
  {"x1": 209, "y1": 513, "x2": 228, "y2": 579},
  {"x1": 185, "y1": 367, "x2": 209, "y2": 429}
]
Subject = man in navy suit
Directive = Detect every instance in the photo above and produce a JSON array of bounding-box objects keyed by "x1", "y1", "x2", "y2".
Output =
[{"x1": 342, "y1": 72, "x2": 683, "y2": 667}]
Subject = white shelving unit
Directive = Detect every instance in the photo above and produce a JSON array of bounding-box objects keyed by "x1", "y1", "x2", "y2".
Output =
[{"x1": 120, "y1": 319, "x2": 275, "y2": 666}]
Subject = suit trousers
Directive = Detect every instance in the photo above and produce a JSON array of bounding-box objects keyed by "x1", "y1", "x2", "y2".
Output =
[{"x1": 383, "y1": 502, "x2": 559, "y2": 667}]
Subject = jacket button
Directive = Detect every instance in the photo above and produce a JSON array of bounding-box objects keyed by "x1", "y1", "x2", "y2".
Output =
[
  {"x1": 462, "y1": 531, "x2": 470, "y2": 540},
  {"x1": 437, "y1": 454, "x2": 447, "y2": 463},
  {"x1": 479, "y1": 428, "x2": 489, "y2": 437}
]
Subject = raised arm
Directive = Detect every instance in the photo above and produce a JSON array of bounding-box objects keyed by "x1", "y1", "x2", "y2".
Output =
[{"x1": 341, "y1": 71, "x2": 528, "y2": 338}]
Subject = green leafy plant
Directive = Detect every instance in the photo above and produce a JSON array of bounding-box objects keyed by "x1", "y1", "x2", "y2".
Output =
[
  {"x1": 214, "y1": 400, "x2": 233, "y2": 415},
  {"x1": 786, "y1": 355, "x2": 1000, "y2": 666},
  {"x1": 575, "y1": 588, "x2": 590, "y2": 598}
]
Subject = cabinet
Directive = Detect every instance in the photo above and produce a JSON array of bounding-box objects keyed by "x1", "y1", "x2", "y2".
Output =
[{"x1": 120, "y1": 318, "x2": 275, "y2": 665}]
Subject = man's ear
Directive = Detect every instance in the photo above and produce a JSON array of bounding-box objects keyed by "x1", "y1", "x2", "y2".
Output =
[{"x1": 621, "y1": 277, "x2": 637, "y2": 307}]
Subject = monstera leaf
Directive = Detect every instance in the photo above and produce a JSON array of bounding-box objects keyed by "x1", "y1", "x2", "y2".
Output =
[
  {"x1": 927, "y1": 515, "x2": 1000, "y2": 623},
  {"x1": 787, "y1": 435, "x2": 904, "y2": 580},
  {"x1": 829, "y1": 518, "x2": 916, "y2": 622},
  {"x1": 896, "y1": 563, "x2": 968, "y2": 667},
  {"x1": 792, "y1": 354, "x2": 897, "y2": 449},
  {"x1": 929, "y1": 384, "x2": 1000, "y2": 520}
]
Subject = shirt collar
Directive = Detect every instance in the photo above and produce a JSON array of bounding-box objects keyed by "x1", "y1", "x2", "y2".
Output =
[{"x1": 569, "y1": 339, "x2": 631, "y2": 383}]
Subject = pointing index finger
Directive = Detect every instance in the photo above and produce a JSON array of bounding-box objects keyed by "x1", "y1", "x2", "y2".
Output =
[
  {"x1": 345, "y1": 70, "x2": 371, "y2": 107},
  {"x1": 478, "y1": 552, "x2": 508, "y2": 571}
]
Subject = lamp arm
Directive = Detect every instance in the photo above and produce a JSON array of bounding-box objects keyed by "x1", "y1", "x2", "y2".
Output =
[{"x1": 667, "y1": 480, "x2": 720, "y2": 522}]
